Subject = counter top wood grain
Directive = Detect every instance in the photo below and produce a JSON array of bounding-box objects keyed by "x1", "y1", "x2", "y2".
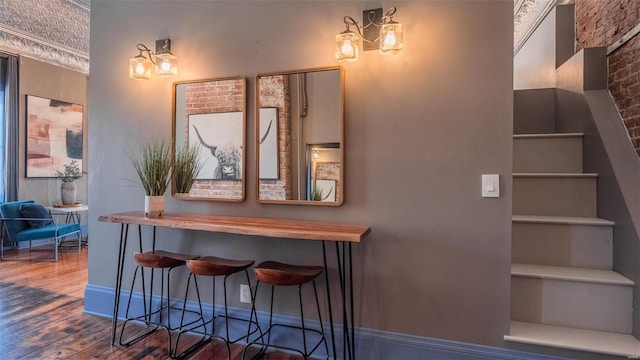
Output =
[{"x1": 98, "y1": 211, "x2": 371, "y2": 243}]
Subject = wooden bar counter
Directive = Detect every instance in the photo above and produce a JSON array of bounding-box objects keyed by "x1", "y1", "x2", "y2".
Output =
[
  {"x1": 98, "y1": 211, "x2": 371, "y2": 360},
  {"x1": 98, "y1": 211, "x2": 370, "y2": 242}
]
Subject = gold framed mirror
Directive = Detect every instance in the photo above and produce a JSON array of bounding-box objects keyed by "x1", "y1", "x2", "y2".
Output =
[
  {"x1": 256, "y1": 66, "x2": 344, "y2": 205},
  {"x1": 172, "y1": 76, "x2": 246, "y2": 202}
]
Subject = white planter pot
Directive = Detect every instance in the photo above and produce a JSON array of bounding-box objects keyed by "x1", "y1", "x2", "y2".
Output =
[{"x1": 144, "y1": 195, "x2": 164, "y2": 218}]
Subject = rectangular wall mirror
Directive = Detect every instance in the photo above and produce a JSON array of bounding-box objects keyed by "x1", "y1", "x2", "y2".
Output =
[
  {"x1": 172, "y1": 76, "x2": 246, "y2": 201},
  {"x1": 256, "y1": 66, "x2": 344, "y2": 205}
]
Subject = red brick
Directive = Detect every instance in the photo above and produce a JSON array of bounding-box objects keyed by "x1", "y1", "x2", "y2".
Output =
[{"x1": 576, "y1": 0, "x2": 640, "y2": 154}]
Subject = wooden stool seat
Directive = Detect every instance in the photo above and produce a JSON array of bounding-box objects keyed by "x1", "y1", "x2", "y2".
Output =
[
  {"x1": 254, "y1": 261, "x2": 323, "y2": 286},
  {"x1": 186, "y1": 256, "x2": 254, "y2": 277},
  {"x1": 133, "y1": 250, "x2": 199, "y2": 269}
]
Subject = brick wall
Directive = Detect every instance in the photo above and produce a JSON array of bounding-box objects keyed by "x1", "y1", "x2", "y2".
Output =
[
  {"x1": 257, "y1": 75, "x2": 291, "y2": 201},
  {"x1": 574, "y1": 0, "x2": 640, "y2": 155},
  {"x1": 182, "y1": 79, "x2": 244, "y2": 199}
]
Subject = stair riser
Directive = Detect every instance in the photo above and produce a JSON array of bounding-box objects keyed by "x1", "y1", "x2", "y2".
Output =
[
  {"x1": 513, "y1": 137, "x2": 583, "y2": 173},
  {"x1": 512, "y1": 222, "x2": 613, "y2": 269},
  {"x1": 514, "y1": 89, "x2": 556, "y2": 134},
  {"x1": 513, "y1": 177, "x2": 597, "y2": 217},
  {"x1": 511, "y1": 277, "x2": 632, "y2": 334}
]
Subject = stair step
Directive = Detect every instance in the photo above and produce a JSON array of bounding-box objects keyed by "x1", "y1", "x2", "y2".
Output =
[
  {"x1": 512, "y1": 216, "x2": 613, "y2": 269},
  {"x1": 513, "y1": 174, "x2": 597, "y2": 217},
  {"x1": 513, "y1": 133, "x2": 583, "y2": 173},
  {"x1": 513, "y1": 133, "x2": 584, "y2": 139},
  {"x1": 512, "y1": 215, "x2": 614, "y2": 226},
  {"x1": 505, "y1": 321, "x2": 640, "y2": 358},
  {"x1": 512, "y1": 264, "x2": 632, "y2": 285},
  {"x1": 511, "y1": 264, "x2": 633, "y2": 333},
  {"x1": 513, "y1": 173, "x2": 597, "y2": 178}
]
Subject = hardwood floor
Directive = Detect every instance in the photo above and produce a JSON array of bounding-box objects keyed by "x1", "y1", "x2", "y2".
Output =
[{"x1": 0, "y1": 246, "x2": 302, "y2": 359}]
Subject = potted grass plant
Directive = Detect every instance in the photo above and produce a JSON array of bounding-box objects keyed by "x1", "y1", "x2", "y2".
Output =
[
  {"x1": 173, "y1": 144, "x2": 204, "y2": 195},
  {"x1": 128, "y1": 138, "x2": 173, "y2": 217}
]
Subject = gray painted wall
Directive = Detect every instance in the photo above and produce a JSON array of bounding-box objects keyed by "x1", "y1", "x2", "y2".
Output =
[
  {"x1": 18, "y1": 57, "x2": 88, "y2": 206},
  {"x1": 88, "y1": 0, "x2": 513, "y2": 347},
  {"x1": 514, "y1": 8, "x2": 557, "y2": 90},
  {"x1": 514, "y1": 5, "x2": 575, "y2": 90}
]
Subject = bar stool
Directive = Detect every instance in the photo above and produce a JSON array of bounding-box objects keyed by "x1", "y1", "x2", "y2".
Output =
[
  {"x1": 242, "y1": 261, "x2": 329, "y2": 359},
  {"x1": 119, "y1": 250, "x2": 201, "y2": 357},
  {"x1": 173, "y1": 256, "x2": 261, "y2": 359}
]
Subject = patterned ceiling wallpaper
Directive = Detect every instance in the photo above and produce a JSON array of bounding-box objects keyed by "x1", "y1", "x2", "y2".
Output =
[{"x1": 0, "y1": 0, "x2": 90, "y2": 74}]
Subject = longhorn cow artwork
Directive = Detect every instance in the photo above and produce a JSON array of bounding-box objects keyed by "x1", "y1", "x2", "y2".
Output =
[{"x1": 188, "y1": 112, "x2": 243, "y2": 181}]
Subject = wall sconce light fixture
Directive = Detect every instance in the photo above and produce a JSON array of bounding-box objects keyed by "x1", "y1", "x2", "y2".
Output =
[
  {"x1": 335, "y1": 7, "x2": 403, "y2": 62},
  {"x1": 129, "y1": 39, "x2": 177, "y2": 80}
]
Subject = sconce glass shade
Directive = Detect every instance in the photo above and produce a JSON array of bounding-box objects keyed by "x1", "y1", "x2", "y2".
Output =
[
  {"x1": 335, "y1": 31, "x2": 359, "y2": 62},
  {"x1": 129, "y1": 55, "x2": 153, "y2": 80},
  {"x1": 155, "y1": 52, "x2": 178, "y2": 77},
  {"x1": 379, "y1": 22, "x2": 403, "y2": 55}
]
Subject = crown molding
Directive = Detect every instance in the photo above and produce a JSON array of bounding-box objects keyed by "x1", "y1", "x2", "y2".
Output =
[
  {"x1": 0, "y1": 0, "x2": 89, "y2": 74},
  {"x1": 514, "y1": 0, "x2": 559, "y2": 55}
]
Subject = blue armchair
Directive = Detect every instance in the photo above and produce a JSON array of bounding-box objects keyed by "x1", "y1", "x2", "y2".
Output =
[{"x1": 0, "y1": 200, "x2": 82, "y2": 261}]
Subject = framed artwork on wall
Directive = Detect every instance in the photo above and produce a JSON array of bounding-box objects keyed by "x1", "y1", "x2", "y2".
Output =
[
  {"x1": 259, "y1": 107, "x2": 279, "y2": 180},
  {"x1": 25, "y1": 95, "x2": 83, "y2": 178},
  {"x1": 313, "y1": 179, "x2": 336, "y2": 202},
  {"x1": 188, "y1": 111, "x2": 243, "y2": 181},
  {"x1": 315, "y1": 161, "x2": 341, "y2": 203}
]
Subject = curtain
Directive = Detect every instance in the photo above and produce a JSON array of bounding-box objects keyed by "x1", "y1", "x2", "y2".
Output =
[
  {"x1": 2, "y1": 54, "x2": 19, "y2": 203},
  {"x1": 0, "y1": 57, "x2": 4, "y2": 202}
]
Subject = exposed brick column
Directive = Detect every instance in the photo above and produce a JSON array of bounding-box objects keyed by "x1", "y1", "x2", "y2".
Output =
[
  {"x1": 574, "y1": 0, "x2": 640, "y2": 156},
  {"x1": 257, "y1": 75, "x2": 291, "y2": 200}
]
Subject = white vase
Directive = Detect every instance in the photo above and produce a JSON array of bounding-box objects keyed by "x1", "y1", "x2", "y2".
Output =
[
  {"x1": 144, "y1": 195, "x2": 164, "y2": 218},
  {"x1": 61, "y1": 181, "x2": 77, "y2": 205}
]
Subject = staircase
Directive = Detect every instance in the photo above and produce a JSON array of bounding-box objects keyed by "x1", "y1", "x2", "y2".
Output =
[{"x1": 505, "y1": 98, "x2": 640, "y2": 357}]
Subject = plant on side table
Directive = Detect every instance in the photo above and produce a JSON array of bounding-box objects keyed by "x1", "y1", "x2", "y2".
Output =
[
  {"x1": 128, "y1": 138, "x2": 172, "y2": 218},
  {"x1": 56, "y1": 160, "x2": 85, "y2": 205}
]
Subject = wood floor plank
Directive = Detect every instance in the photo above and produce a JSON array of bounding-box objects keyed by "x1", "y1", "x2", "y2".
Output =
[{"x1": 0, "y1": 247, "x2": 305, "y2": 359}]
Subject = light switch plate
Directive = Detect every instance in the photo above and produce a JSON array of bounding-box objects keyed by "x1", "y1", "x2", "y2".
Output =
[{"x1": 482, "y1": 174, "x2": 500, "y2": 198}]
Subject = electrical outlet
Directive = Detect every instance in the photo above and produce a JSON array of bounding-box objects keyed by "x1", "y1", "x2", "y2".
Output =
[{"x1": 240, "y1": 284, "x2": 251, "y2": 304}]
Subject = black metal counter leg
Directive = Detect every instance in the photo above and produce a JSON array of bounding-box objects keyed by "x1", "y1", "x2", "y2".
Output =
[
  {"x1": 110, "y1": 223, "x2": 129, "y2": 345},
  {"x1": 322, "y1": 241, "x2": 337, "y2": 359}
]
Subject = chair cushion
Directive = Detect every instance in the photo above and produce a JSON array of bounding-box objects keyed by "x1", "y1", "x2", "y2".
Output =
[
  {"x1": 19, "y1": 203, "x2": 54, "y2": 228},
  {"x1": 0, "y1": 200, "x2": 35, "y2": 235},
  {"x1": 15, "y1": 223, "x2": 81, "y2": 242}
]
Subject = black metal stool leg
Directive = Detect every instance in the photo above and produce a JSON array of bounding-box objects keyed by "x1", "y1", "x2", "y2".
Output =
[
  {"x1": 299, "y1": 285, "x2": 308, "y2": 355},
  {"x1": 242, "y1": 280, "x2": 268, "y2": 360},
  {"x1": 173, "y1": 273, "x2": 213, "y2": 359},
  {"x1": 118, "y1": 250, "x2": 200, "y2": 359},
  {"x1": 244, "y1": 282, "x2": 327, "y2": 359},
  {"x1": 244, "y1": 269, "x2": 263, "y2": 344},
  {"x1": 268, "y1": 284, "x2": 275, "y2": 345},
  {"x1": 312, "y1": 280, "x2": 329, "y2": 358},
  {"x1": 119, "y1": 265, "x2": 161, "y2": 347}
]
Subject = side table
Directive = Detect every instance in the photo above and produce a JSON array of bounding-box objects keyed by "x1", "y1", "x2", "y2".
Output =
[{"x1": 46, "y1": 204, "x2": 89, "y2": 246}]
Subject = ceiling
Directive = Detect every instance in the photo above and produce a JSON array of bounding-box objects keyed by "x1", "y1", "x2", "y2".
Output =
[
  {"x1": 0, "y1": 0, "x2": 559, "y2": 75},
  {"x1": 0, "y1": 0, "x2": 90, "y2": 74}
]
